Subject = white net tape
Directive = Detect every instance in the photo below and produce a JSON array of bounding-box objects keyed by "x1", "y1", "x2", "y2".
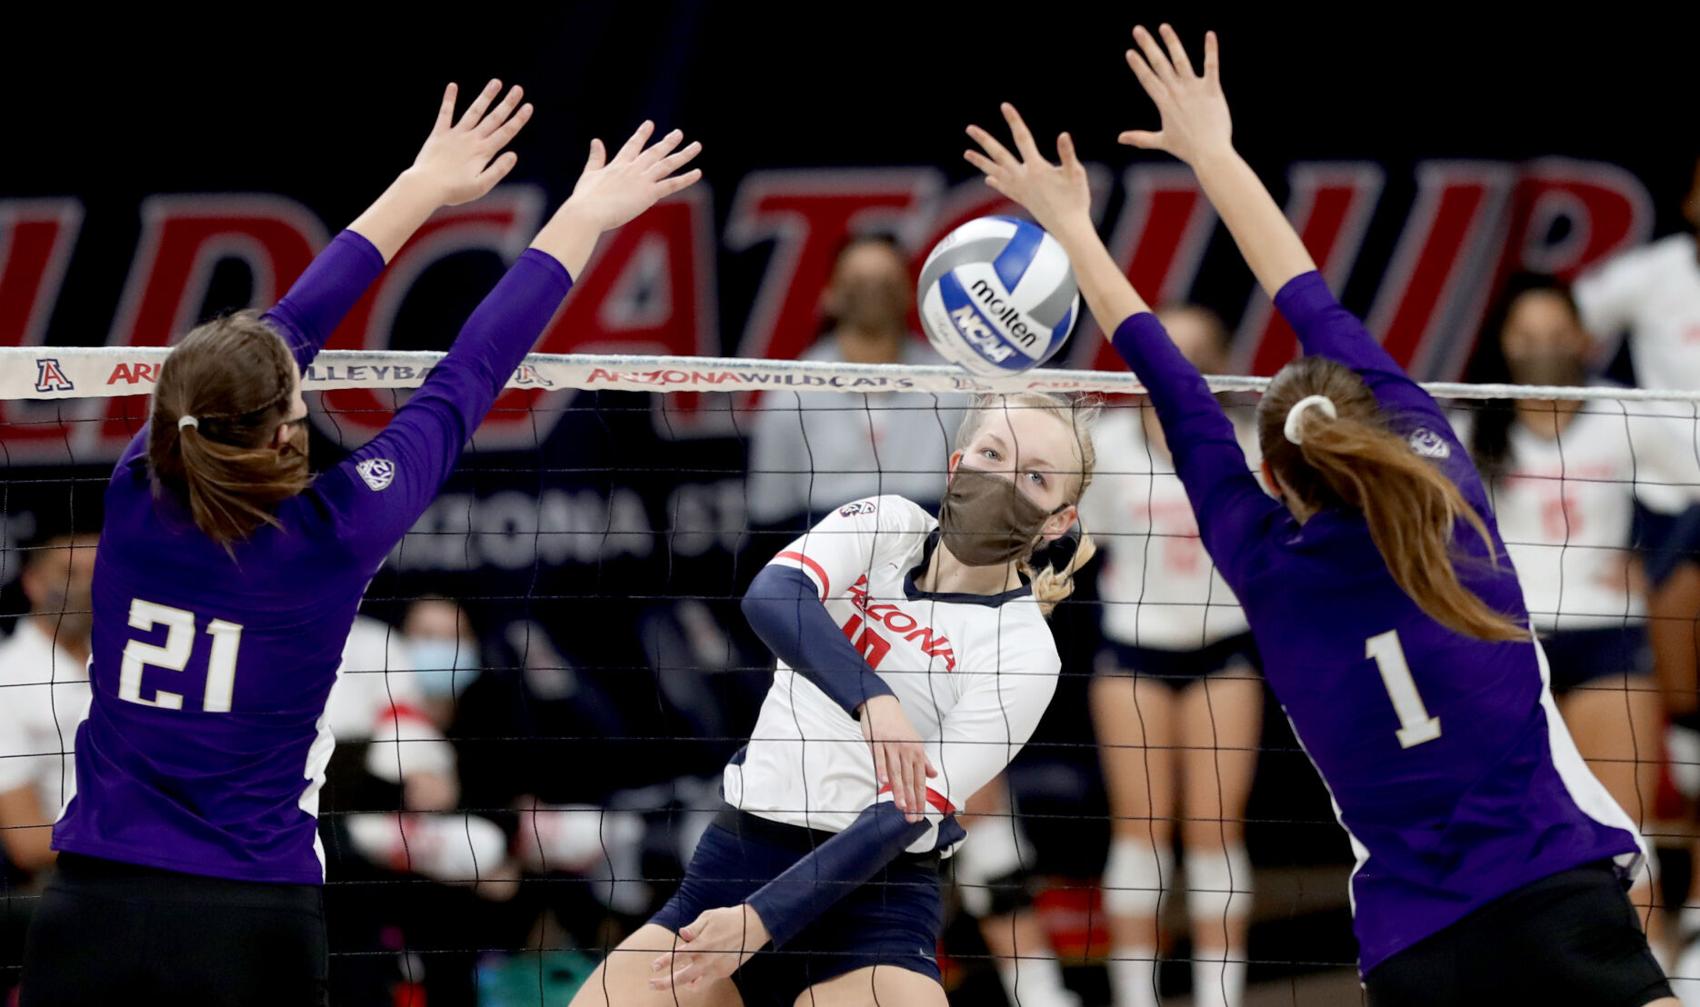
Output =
[{"x1": 9, "y1": 346, "x2": 1700, "y2": 404}]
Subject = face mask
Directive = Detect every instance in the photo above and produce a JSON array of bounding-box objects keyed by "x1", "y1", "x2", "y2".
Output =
[
  {"x1": 408, "y1": 639, "x2": 482, "y2": 698},
  {"x1": 836, "y1": 276, "x2": 907, "y2": 332},
  {"x1": 1506, "y1": 347, "x2": 1585, "y2": 388},
  {"x1": 936, "y1": 466, "x2": 1060, "y2": 567}
]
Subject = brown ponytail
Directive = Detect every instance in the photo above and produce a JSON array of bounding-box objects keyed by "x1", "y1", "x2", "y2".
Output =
[
  {"x1": 148, "y1": 311, "x2": 310, "y2": 548},
  {"x1": 1258, "y1": 357, "x2": 1524, "y2": 642}
]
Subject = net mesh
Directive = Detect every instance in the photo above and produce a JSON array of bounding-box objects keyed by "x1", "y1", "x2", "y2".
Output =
[{"x1": 4, "y1": 346, "x2": 1700, "y2": 1005}]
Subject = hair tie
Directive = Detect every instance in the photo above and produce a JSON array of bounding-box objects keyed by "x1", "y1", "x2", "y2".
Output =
[
  {"x1": 1283, "y1": 395, "x2": 1337, "y2": 445},
  {"x1": 178, "y1": 415, "x2": 199, "y2": 431}
]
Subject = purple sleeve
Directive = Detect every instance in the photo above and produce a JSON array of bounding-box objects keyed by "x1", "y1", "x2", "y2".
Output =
[
  {"x1": 1272, "y1": 271, "x2": 1490, "y2": 513},
  {"x1": 322, "y1": 249, "x2": 572, "y2": 567},
  {"x1": 263, "y1": 230, "x2": 387, "y2": 370},
  {"x1": 747, "y1": 802, "x2": 928, "y2": 948},
  {"x1": 1109, "y1": 313, "x2": 1286, "y2": 589},
  {"x1": 742, "y1": 566, "x2": 896, "y2": 717}
]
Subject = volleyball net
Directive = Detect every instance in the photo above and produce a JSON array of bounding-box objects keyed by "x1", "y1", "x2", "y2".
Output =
[{"x1": 5, "y1": 345, "x2": 1700, "y2": 1005}]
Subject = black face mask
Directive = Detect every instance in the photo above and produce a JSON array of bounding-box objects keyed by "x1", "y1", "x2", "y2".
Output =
[{"x1": 936, "y1": 466, "x2": 1060, "y2": 567}]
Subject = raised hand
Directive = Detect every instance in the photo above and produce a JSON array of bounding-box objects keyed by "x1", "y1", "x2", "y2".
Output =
[
  {"x1": 560, "y1": 120, "x2": 704, "y2": 233},
  {"x1": 407, "y1": 80, "x2": 534, "y2": 207},
  {"x1": 1119, "y1": 25, "x2": 1232, "y2": 166},
  {"x1": 963, "y1": 103, "x2": 1091, "y2": 237},
  {"x1": 531, "y1": 120, "x2": 703, "y2": 277}
]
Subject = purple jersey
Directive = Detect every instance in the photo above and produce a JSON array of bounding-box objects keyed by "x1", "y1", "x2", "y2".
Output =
[
  {"x1": 1109, "y1": 271, "x2": 1640, "y2": 974},
  {"x1": 53, "y1": 231, "x2": 574, "y2": 884}
]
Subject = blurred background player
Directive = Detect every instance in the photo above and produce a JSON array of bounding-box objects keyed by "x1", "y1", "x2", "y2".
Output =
[
  {"x1": 1081, "y1": 304, "x2": 1261, "y2": 1007},
  {"x1": 0, "y1": 531, "x2": 96, "y2": 1000},
  {"x1": 1572, "y1": 157, "x2": 1700, "y2": 990},
  {"x1": 1464, "y1": 274, "x2": 1700, "y2": 965},
  {"x1": 745, "y1": 234, "x2": 968, "y2": 531}
]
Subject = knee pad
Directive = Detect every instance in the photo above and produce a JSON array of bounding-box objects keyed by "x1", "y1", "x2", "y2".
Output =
[
  {"x1": 1184, "y1": 844, "x2": 1252, "y2": 924},
  {"x1": 955, "y1": 819, "x2": 1035, "y2": 918},
  {"x1": 1102, "y1": 838, "x2": 1171, "y2": 917}
]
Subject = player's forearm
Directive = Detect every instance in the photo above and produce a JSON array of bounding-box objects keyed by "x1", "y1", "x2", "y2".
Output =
[
  {"x1": 349, "y1": 170, "x2": 448, "y2": 263},
  {"x1": 1050, "y1": 217, "x2": 1150, "y2": 337},
  {"x1": 265, "y1": 230, "x2": 388, "y2": 367},
  {"x1": 1190, "y1": 147, "x2": 1317, "y2": 299},
  {"x1": 746, "y1": 802, "x2": 928, "y2": 948},
  {"x1": 1109, "y1": 312, "x2": 1248, "y2": 487},
  {"x1": 529, "y1": 202, "x2": 602, "y2": 281}
]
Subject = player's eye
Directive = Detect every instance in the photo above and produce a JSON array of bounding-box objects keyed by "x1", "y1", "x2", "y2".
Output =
[
  {"x1": 980, "y1": 447, "x2": 1000, "y2": 461},
  {"x1": 1027, "y1": 470, "x2": 1048, "y2": 488}
]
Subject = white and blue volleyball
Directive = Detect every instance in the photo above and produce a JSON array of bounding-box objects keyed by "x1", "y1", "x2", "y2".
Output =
[{"x1": 917, "y1": 216, "x2": 1079, "y2": 376}]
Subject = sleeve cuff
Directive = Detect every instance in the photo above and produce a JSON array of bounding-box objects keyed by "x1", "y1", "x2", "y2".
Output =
[
  {"x1": 1109, "y1": 311, "x2": 1166, "y2": 363},
  {"x1": 333, "y1": 228, "x2": 389, "y2": 271},
  {"x1": 1271, "y1": 270, "x2": 1334, "y2": 326},
  {"x1": 518, "y1": 247, "x2": 575, "y2": 290}
]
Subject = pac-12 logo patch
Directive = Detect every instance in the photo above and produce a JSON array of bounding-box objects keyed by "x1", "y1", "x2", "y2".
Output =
[
  {"x1": 34, "y1": 358, "x2": 74, "y2": 393},
  {"x1": 1408, "y1": 427, "x2": 1451, "y2": 460},
  {"x1": 356, "y1": 458, "x2": 396, "y2": 492},
  {"x1": 839, "y1": 500, "x2": 877, "y2": 517}
]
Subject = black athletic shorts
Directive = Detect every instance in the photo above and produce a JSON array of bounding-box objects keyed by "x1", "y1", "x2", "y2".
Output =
[
  {"x1": 20, "y1": 853, "x2": 328, "y2": 1007},
  {"x1": 1365, "y1": 860, "x2": 1671, "y2": 1007}
]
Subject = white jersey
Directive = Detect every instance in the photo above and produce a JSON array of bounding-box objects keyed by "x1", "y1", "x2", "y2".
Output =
[
  {"x1": 725, "y1": 495, "x2": 1061, "y2": 855},
  {"x1": 1467, "y1": 394, "x2": 1700, "y2": 630},
  {"x1": 746, "y1": 338, "x2": 969, "y2": 524},
  {"x1": 0, "y1": 619, "x2": 91, "y2": 819},
  {"x1": 1575, "y1": 234, "x2": 1700, "y2": 393},
  {"x1": 1080, "y1": 405, "x2": 1256, "y2": 649}
]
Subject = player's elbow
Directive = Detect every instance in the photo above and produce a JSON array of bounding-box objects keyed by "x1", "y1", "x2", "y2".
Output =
[{"x1": 741, "y1": 566, "x2": 812, "y2": 626}]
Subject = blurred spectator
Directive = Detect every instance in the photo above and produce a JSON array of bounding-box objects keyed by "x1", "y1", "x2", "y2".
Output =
[
  {"x1": 0, "y1": 533, "x2": 96, "y2": 997},
  {"x1": 401, "y1": 597, "x2": 483, "y2": 728},
  {"x1": 745, "y1": 234, "x2": 968, "y2": 528},
  {"x1": 321, "y1": 615, "x2": 518, "y2": 1007}
]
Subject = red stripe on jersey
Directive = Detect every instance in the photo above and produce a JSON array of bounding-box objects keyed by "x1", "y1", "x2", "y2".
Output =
[
  {"x1": 878, "y1": 784, "x2": 956, "y2": 816},
  {"x1": 774, "y1": 552, "x2": 830, "y2": 599}
]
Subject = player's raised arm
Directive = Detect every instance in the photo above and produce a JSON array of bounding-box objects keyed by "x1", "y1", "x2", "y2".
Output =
[
  {"x1": 1120, "y1": 27, "x2": 1409, "y2": 383},
  {"x1": 964, "y1": 104, "x2": 1280, "y2": 586},
  {"x1": 327, "y1": 120, "x2": 702, "y2": 563},
  {"x1": 1119, "y1": 27, "x2": 1313, "y2": 298},
  {"x1": 1121, "y1": 26, "x2": 1491, "y2": 497},
  {"x1": 270, "y1": 81, "x2": 535, "y2": 369}
]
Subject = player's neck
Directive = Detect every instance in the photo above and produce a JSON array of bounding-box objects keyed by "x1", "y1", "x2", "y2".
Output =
[
  {"x1": 921, "y1": 544, "x2": 1023, "y2": 596},
  {"x1": 1513, "y1": 397, "x2": 1584, "y2": 439},
  {"x1": 834, "y1": 326, "x2": 907, "y2": 365},
  {"x1": 30, "y1": 614, "x2": 89, "y2": 665}
]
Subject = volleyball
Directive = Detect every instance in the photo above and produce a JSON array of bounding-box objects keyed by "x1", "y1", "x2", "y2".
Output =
[{"x1": 917, "y1": 215, "x2": 1080, "y2": 376}]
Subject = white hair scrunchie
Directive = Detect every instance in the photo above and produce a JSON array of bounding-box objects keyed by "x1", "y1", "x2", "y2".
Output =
[
  {"x1": 1283, "y1": 394, "x2": 1337, "y2": 445},
  {"x1": 177, "y1": 415, "x2": 199, "y2": 431}
]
